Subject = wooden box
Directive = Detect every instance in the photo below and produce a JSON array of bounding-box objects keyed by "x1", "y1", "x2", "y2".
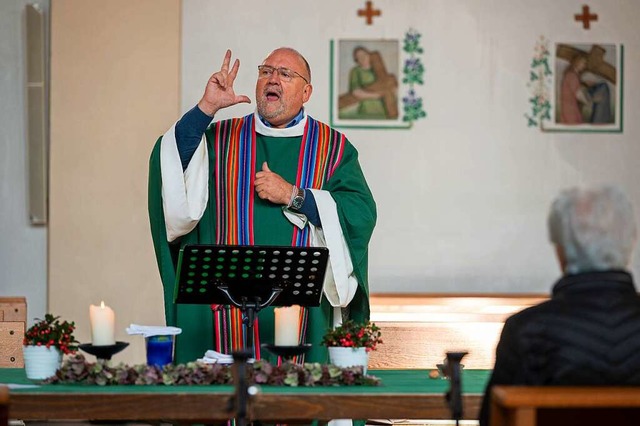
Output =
[
  {"x1": 0, "y1": 297, "x2": 27, "y2": 322},
  {"x1": 0, "y1": 321, "x2": 24, "y2": 367},
  {"x1": 0, "y1": 297, "x2": 27, "y2": 368}
]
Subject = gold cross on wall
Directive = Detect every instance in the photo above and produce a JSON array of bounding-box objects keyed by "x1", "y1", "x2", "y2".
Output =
[
  {"x1": 358, "y1": 1, "x2": 381, "y2": 25},
  {"x1": 574, "y1": 5, "x2": 598, "y2": 29}
]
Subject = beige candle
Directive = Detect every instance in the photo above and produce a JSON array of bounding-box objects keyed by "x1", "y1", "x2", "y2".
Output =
[
  {"x1": 89, "y1": 301, "x2": 115, "y2": 346},
  {"x1": 274, "y1": 305, "x2": 301, "y2": 346}
]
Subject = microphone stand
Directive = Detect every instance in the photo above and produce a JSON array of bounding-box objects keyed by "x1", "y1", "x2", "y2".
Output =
[
  {"x1": 227, "y1": 350, "x2": 257, "y2": 426},
  {"x1": 445, "y1": 351, "x2": 468, "y2": 426}
]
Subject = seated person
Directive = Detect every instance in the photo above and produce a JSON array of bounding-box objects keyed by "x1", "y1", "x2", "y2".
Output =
[{"x1": 480, "y1": 185, "x2": 640, "y2": 426}]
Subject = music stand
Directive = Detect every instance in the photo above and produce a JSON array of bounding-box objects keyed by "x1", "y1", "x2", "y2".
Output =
[{"x1": 174, "y1": 244, "x2": 329, "y2": 354}]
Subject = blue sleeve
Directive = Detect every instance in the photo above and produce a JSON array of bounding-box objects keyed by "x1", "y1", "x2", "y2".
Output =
[
  {"x1": 175, "y1": 105, "x2": 213, "y2": 170},
  {"x1": 298, "y1": 190, "x2": 322, "y2": 227}
]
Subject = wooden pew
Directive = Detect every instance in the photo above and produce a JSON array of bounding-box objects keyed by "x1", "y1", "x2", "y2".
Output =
[
  {"x1": 369, "y1": 294, "x2": 547, "y2": 370},
  {"x1": 0, "y1": 386, "x2": 7, "y2": 426},
  {"x1": 0, "y1": 297, "x2": 27, "y2": 368},
  {"x1": 490, "y1": 385, "x2": 640, "y2": 426}
]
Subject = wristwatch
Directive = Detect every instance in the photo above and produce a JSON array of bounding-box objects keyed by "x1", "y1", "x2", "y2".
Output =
[{"x1": 290, "y1": 187, "x2": 306, "y2": 210}]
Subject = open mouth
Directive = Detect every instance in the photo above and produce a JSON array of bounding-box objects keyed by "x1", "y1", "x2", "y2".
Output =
[{"x1": 265, "y1": 89, "x2": 281, "y2": 101}]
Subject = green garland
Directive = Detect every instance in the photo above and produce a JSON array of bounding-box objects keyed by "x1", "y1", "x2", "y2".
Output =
[{"x1": 46, "y1": 354, "x2": 381, "y2": 387}]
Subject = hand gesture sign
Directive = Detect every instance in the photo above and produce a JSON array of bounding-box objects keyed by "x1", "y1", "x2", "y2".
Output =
[
  {"x1": 255, "y1": 162, "x2": 294, "y2": 206},
  {"x1": 197, "y1": 49, "x2": 251, "y2": 117}
]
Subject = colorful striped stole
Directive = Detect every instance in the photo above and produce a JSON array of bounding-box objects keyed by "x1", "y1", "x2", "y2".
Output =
[{"x1": 210, "y1": 114, "x2": 346, "y2": 360}]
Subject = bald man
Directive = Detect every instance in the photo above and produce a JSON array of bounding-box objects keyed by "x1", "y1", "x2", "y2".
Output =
[{"x1": 148, "y1": 48, "x2": 377, "y2": 364}]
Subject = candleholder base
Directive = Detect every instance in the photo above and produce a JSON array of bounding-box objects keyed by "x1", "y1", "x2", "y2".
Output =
[
  {"x1": 261, "y1": 343, "x2": 312, "y2": 361},
  {"x1": 79, "y1": 341, "x2": 129, "y2": 360}
]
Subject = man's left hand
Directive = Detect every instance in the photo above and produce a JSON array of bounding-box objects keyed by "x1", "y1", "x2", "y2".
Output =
[{"x1": 254, "y1": 162, "x2": 293, "y2": 206}]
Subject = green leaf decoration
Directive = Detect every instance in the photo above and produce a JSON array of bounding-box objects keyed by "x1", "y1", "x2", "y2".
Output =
[{"x1": 45, "y1": 354, "x2": 382, "y2": 387}]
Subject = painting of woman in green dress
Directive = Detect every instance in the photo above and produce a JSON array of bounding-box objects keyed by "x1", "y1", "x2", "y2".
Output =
[
  {"x1": 346, "y1": 47, "x2": 387, "y2": 118},
  {"x1": 337, "y1": 44, "x2": 399, "y2": 121}
]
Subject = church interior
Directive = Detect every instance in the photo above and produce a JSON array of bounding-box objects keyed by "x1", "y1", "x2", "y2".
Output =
[{"x1": 2, "y1": 0, "x2": 640, "y2": 424}]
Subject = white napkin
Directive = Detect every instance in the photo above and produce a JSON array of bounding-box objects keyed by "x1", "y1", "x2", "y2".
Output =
[
  {"x1": 197, "y1": 349, "x2": 255, "y2": 364},
  {"x1": 126, "y1": 324, "x2": 182, "y2": 338}
]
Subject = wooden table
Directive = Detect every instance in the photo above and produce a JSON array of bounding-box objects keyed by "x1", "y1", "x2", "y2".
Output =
[{"x1": 3, "y1": 369, "x2": 489, "y2": 422}]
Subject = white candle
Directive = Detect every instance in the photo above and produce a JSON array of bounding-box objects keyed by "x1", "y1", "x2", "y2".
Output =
[
  {"x1": 274, "y1": 305, "x2": 301, "y2": 346},
  {"x1": 89, "y1": 301, "x2": 115, "y2": 346}
]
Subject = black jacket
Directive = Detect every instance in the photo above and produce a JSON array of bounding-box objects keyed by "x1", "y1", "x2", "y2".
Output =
[{"x1": 479, "y1": 271, "x2": 640, "y2": 426}]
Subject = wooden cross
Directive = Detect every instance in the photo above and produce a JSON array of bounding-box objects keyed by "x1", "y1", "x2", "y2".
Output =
[
  {"x1": 358, "y1": 1, "x2": 381, "y2": 25},
  {"x1": 574, "y1": 5, "x2": 598, "y2": 29},
  {"x1": 556, "y1": 44, "x2": 616, "y2": 84}
]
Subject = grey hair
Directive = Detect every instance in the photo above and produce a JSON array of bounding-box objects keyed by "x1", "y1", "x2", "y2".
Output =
[{"x1": 548, "y1": 185, "x2": 637, "y2": 274}]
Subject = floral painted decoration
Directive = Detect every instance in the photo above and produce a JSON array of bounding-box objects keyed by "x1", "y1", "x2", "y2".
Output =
[
  {"x1": 402, "y1": 28, "x2": 427, "y2": 123},
  {"x1": 526, "y1": 36, "x2": 552, "y2": 127}
]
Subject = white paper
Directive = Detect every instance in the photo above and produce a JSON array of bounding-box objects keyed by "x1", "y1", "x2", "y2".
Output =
[{"x1": 126, "y1": 324, "x2": 182, "y2": 338}]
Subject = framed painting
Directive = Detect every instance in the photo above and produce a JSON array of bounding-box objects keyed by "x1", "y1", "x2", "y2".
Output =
[
  {"x1": 542, "y1": 42, "x2": 623, "y2": 133},
  {"x1": 330, "y1": 39, "x2": 411, "y2": 129}
]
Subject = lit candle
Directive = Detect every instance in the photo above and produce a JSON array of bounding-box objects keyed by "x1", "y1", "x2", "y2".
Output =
[
  {"x1": 274, "y1": 305, "x2": 301, "y2": 346},
  {"x1": 89, "y1": 301, "x2": 115, "y2": 346}
]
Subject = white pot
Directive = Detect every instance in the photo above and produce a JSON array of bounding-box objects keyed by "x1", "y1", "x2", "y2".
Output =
[
  {"x1": 23, "y1": 346, "x2": 62, "y2": 380},
  {"x1": 328, "y1": 346, "x2": 369, "y2": 374}
]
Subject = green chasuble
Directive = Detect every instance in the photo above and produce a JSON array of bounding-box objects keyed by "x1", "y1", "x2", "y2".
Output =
[{"x1": 148, "y1": 114, "x2": 376, "y2": 364}]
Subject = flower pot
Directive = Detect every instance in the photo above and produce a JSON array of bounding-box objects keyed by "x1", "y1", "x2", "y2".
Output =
[
  {"x1": 328, "y1": 346, "x2": 369, "y2": 374},
  {"x1": 23, "y1": 345, "x2": 62, "y2": 380}
]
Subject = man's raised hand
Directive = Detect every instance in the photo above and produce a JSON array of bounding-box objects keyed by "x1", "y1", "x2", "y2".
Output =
[{"x1": 197, "y1": 49, "x2": 251, "y2": 117}]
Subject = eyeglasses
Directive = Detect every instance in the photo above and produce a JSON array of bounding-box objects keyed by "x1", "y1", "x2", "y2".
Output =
[{"x1": 258, "y1": 65, "x2": 309, "y2": 84}]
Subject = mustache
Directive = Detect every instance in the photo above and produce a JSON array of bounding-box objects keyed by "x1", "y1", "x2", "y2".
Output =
[{"x1": 263, "y1": 85, "x2": 282, "y2": 96}]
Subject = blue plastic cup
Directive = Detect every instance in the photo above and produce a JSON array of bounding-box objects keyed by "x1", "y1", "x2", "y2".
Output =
[{"x1": 145, "y1": 335, "x2": 175, "y2": 367}]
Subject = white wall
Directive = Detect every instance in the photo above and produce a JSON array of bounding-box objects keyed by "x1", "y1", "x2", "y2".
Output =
[
  {"x1": 182, "y1": 0, "x2": 640, "y2": 294},
  {"x1": 48, "y1": 0, "x2": 180, "y2": 364},
  {"x1": 0, "y1": 0, "x2": 49, "y2": 324}
]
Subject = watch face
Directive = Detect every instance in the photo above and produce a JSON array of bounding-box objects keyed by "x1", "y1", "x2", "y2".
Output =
[
  {"x1": 292, "y1": 195, "x2": 304, "y2": 209},
  {"x1": 292, "y1": 189, "x2": 305, "y2": 210}
]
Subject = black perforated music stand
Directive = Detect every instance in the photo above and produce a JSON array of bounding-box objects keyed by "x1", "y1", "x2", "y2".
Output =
[{"x1": 174, "y1": 244, "x2": 329, "y2": 354}]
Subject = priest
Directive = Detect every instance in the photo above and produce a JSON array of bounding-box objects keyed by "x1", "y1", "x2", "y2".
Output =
[{"x1": 148, "y1": 47, "x2": 377, "y2": 364}]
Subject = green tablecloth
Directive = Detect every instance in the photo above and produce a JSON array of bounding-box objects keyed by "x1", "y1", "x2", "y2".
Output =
[{"x1": 1, "y1": 368, "x2": 490, "y2": 395}]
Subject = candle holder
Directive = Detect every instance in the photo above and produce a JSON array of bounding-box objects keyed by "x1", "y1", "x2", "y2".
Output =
[
  {"x1": 261, "y1": 343, "x2": 312, "y2": 362},
  {"x1": 79, "y1": 341, "x2": 129, "y2": 361},
  {"x1": 145, "y1": 335, "x2": 175, "y2": 367}
]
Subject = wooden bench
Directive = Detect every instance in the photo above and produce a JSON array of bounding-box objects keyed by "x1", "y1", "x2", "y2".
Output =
[
  {"x1": 368, "y1": 294, "x2": 547, "y2": 369},
  {"x1": 0, "y1": 297, "x2": 27, "y2": 368},
  {"x1": 490, "y1": 385, "x2": 640, "y2": 426},
  {"x1": 0, "y1": 385, "x2": 7, "y2": 426},
  {"x1": 0, "y1": 386, "x2": 7, "y2": 426}
]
